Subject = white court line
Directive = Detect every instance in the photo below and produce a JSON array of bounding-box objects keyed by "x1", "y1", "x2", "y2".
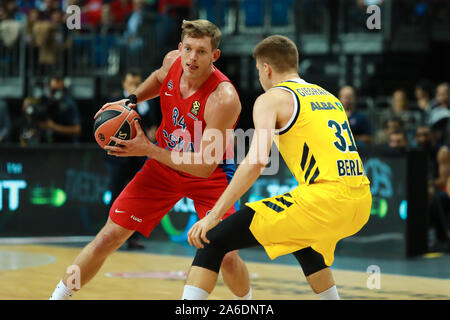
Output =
[
  {"x1": 343, "y1": 232, "x2": 404, "y2": 244},
  {"x1": 0, "y1": 236, "x2": 95, "y2": 245}
]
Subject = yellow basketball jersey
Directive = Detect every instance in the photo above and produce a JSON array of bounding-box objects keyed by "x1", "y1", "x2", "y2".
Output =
[{"x1": 272, "y1": 79, "x2": 370, "y2": 187}]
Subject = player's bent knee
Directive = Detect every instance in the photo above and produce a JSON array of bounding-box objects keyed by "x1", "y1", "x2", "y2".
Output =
[
  {"x1": 220, "y1": 251, "x2": 239, "y2": 271},
  {"x1": 292, "y1": 247, "x2": 328, "y2": 277},
  {"x1": 92, "y1": 227, "x2": 128, "y2": 256},
  {"x1": 192, "y1": 244, "x2": 228, "y2": 274},
  {"x1": 91, "y1": 231, "x2": 116, "y2": 256}
]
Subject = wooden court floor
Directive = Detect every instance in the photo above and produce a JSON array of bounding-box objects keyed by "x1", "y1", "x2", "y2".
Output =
[{"x1": 0, "y1": 244, "x2": 449, "y2": 300}]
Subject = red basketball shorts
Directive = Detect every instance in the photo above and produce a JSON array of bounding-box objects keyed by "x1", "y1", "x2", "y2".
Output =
[{"x1": 109, "y1": 158, "x2": 239, "y2": 237}]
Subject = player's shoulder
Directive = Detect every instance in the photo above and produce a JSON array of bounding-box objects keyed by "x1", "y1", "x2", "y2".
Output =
[
  {"x1": 213, "y1": 81, "x2": 238, "y2": 98},
  {"x1": 208, "y1": 81, "x2": 240, "y2": 109},
  {"x1": 256, "y1": 87, "x2": 293, "y2": 107},
  {"x1": 203, "y1": 81, "x2": 241, "y2": 121},
  {"x1": 156, "y1": 50, "x2": 180, "y2": 82},
  {"x1": 163, "y1": 50, "x2": 180, "y2": 68}
]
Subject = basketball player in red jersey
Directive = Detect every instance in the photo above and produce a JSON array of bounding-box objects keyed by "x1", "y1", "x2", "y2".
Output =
[{"x1": 49, "y1": 19, "x2": 252, "y2": 300}]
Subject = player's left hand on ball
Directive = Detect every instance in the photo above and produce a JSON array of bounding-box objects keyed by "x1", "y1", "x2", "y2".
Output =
[
  {"x1": 187, "y1": 212, "x2": 220, "y2": 249},
  {"x1": 105, "y1": 120, "x2": 152, "y2": 157}
]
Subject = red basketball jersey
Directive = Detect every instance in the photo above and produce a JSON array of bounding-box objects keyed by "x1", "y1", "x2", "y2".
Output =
[{"x1": 155, "y1": 56, "x2": 239, "y2": 175}]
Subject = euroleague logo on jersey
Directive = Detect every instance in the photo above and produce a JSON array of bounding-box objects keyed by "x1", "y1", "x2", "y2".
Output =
[{"x1": 191, "y1": 100, "x2": 201, "y2": 116}]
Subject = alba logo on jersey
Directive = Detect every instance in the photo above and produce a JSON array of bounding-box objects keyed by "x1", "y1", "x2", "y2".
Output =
[{"x1": 310, "y1": 101, "x2": 344, "y2": 112}]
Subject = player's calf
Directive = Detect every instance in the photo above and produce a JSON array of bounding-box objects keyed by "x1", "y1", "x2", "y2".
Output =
[
  {"x1": 292, "y1": 247, "x2": 340, "y2": 299},
  {"x1": 220, "y1": 251, "x2": 252, "y2": 299},
  {"x1": 49, "y1": 219, "x2": 133, "y2": 299}
]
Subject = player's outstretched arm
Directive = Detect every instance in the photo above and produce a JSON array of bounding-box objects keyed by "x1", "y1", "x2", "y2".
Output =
[
  {"x1": 94, "y1": 50, "x2": 180, "y2": 119},
  {"x1": 188, "y1": 92, "x2": 278, "y2": 248}
]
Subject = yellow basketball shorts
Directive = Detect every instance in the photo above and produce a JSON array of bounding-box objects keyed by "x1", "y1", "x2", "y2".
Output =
[{"x1": 247, "y1": 182, "x2": 372, "y2": 266}]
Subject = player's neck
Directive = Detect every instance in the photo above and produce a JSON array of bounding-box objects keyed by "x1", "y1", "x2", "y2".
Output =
[
  {"x1": 271, "y1": 72, "x2": 301, "y2": 87},
  {"x1": 181, "y1": 66, "x2": 215, "y2": 93}
]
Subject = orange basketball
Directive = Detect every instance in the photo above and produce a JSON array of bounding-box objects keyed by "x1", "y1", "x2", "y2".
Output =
[{"x1": 93, "y1": 104, "x2": 141, "y2": 148}]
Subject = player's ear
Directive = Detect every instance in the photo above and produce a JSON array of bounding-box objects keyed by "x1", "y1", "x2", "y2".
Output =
[
  {"x1": 178, "y1": 42, "x2": 183, "y2": 52},
  {"x1": 264, "y1": 63, "x2": 272, "y2": 78},
  {"x1": 212, "y1": 48, "x2": 220, "y2": 62}
]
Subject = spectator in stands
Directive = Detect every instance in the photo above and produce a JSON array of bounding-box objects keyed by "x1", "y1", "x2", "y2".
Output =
[
  {"x1": 104, "y1": 69, "x2": 160, "y2": 250},
  {"x1": 416, "y1": 124, "x2": 439, "y2": 185},
  {"x1": 415, "y1": 79, "x2": 433, "y2": 113},
  {"x1": 429, "y1": 107, "x2": 449, "y2": 147},
  {"x1": 154, "y1": 0, "x2": 192, "y2": 53},
  {"x1": 415, "y1": 124, "x2": 433, "y2": 151},
  {"x1": 32, "y1": 17, "x2": 60, "y2": 69},
  {"x1": 391, "y1": 89, "x2": 410, "y2": 114},
  {"x1": 3, "y1": 0, "x2": 27, "y2": 23},
  {"x1": 338, "y1": 85, "x2": 372, "y2": 146},
  {"x1": 374, "y1": 116, "x2": 404, "y2": 146},
  {"x1": 430, "y1": 82, "x2": 449, "y2": 112},
  {"x1": 388, "y1": 129, "x2": 408, "y2": 151},
  {"x1": 51, "y1": 8, "x2": 71, "y2": 48},
  {"x1": 415, "y1": 124, "x2": 450, "y2": 251},
  {"x1": 119, "y1": 68, "x2": 159, "y2": 142},
  {"x1": 25, "y1": 8, "x2": 41, "y2": 43},
  {"x1": 20, "y1": 96, "x2": 49, "y2": 145},
  {"x1": 100, "y1": 1, "x2": 115, "y2": 29},
  {"x1": 0, "y1": 99, "x2": 11, "y2": 144},
  {"x1": 37, "y1": 0, "x2": 61, "y2": 20},
  {"x1": 82, "y1": 0, "x2": 103, "y2": 28},
  {"x1": 122, "y1": 0, "x2": 146, "y2": 52},
  {"x1": 428, "y1": 83, "x2": 449, "y2": 146},
  {"x1": 110, "y1": 0, "x2": 134, "y2": 25},
  {"x1": 415, "y1": 124, "x2": 449, "y2": 189},
  {"x1": 36, "y1": 73, "x2": 82, "y2": 143},
  {"x1": 0, "y1": 1, "x2": 23, "y2": 48},
  {"x1": 428, "y1": 82, "x2": 450, "y2": 135},
  {"x1": 386, "y1": 89, "x2": 422, "y2": 142}
]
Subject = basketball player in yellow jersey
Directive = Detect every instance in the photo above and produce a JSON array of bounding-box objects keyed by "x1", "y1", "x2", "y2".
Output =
[{"x1": 181, "y1": 35, "x2": 372, "y2": 300}]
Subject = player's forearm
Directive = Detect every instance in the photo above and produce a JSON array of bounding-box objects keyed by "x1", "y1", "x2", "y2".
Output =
[
  {"x1": 149, "y1": 146, "x2": 217, "y2": 178},
  {"x1": 212, "y1": 158, "x2": 264, "y2": 219},
  {"x1": 133, "y1": 71, "x2": 162, "y2": 102}
]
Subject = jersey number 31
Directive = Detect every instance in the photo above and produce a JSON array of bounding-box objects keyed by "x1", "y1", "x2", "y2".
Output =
[{"x1": 327, "y1": 120, "x2": 357, "y2": 153}]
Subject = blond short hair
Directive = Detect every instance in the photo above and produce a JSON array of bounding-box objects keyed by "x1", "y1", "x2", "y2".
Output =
[
  {"x1": 253, "y1": 35, "x2": 299, "y2": 73},
  {"x1": 181, "y1": 19, "x2": 222, "y2": 50}
]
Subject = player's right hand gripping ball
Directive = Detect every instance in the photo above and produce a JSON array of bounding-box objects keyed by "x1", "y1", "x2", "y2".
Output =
[{"x1": 93, "y1": 103, "x2": 141, "y2": 148}]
